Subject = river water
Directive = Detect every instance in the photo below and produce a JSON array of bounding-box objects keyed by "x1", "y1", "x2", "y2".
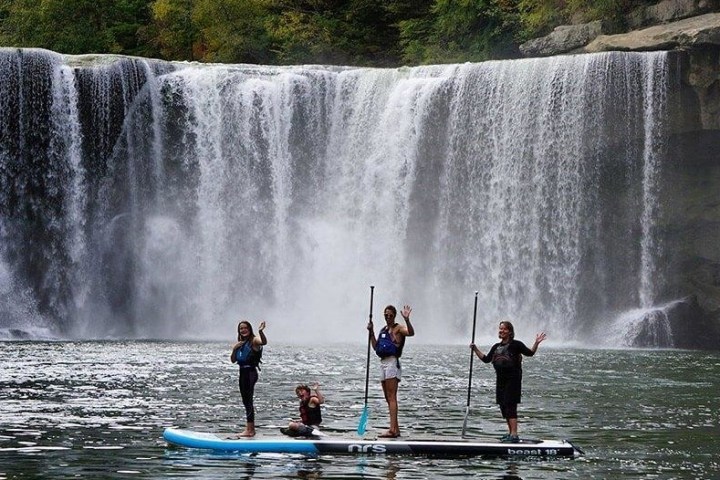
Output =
[{"x1": 0, "y1": 341, "x2": 718, "y2": 479}]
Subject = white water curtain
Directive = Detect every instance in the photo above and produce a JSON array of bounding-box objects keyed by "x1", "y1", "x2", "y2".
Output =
[{"x1": 0, "y1": 50, "x2": 668, "y2": 343}]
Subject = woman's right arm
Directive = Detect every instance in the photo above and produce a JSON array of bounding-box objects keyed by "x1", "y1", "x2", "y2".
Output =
[
  {"x1": 470, "y1": 344, "x2": 484, "y2": 361},
  {"x1": 367, "y1": 321, "x2": 377, "y2": 349},
  {"x1": 230, "y1": 342, "x2": 242, "y2": 363},
  {"x1": 470, "y1": 344, "x2": 494, "y2": 363}
]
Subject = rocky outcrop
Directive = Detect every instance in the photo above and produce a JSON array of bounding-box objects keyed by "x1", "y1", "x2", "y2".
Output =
[
  {"x1": 519, "y1": 21, "x2": 604, "y2": 57},
  {"x1": 627, "y1": 0, "x2": 720, "y2": 29},
  {"x1": 520, "y1": 0, "x2": 720, "y2": 57},
  {"x1": 585, "y1": 12, "x2": 720, "y2": 52},
  {"x1": 630, "y1": 296, "x2": 720, "y2": 349}
]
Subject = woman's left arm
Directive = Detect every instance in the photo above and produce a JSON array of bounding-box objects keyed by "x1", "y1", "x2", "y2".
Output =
[
  {"x1": 311, "y1": 383, "x2": 325, "y2": 405},
  {"x1": 400, "y1": 305, "x2": 414, "y2": 337},
  {"x1": 255, "y1": 321, "x2": 267, "y2": 346},
  {"x1": 530, "y1": 332, "x2": 547, "y2": 354}
]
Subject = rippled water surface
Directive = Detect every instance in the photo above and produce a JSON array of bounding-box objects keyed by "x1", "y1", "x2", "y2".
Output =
[{"x1": 1, "y1": 342, "x2": 718, "y2": 479}]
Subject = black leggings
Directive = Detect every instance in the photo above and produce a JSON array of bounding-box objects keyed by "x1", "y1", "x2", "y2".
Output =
[{"x1": 239, "y1": 367, "x2": 258, "y2": 422}]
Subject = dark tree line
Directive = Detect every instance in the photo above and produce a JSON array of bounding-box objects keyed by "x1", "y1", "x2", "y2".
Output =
[{"x1": 0, "y1": 0, "x2": 657, "y2": 66}]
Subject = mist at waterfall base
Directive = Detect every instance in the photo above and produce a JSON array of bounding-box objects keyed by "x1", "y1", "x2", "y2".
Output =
[{"x1": 0, "y1": 49, "x2": 672, "y2": 346}]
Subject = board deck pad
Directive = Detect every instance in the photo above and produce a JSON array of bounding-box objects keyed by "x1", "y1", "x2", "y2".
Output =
[{"x1": 163, "y1": 427, "x2": 582, "y2": 458}]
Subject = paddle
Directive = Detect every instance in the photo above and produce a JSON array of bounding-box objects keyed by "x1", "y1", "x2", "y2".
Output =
[
  {"x1": 461, "y1": 291, "x2": 479, "y2": 438},
  {"x1": 357, "y1": 285, "x2": 374, "y2": 436}
]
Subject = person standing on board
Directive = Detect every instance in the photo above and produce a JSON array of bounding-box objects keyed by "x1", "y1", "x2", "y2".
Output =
[
  {"x1": 230, "y1": 320, "x2": 267, "y2": 437},
  {"x1": 367, "y1": 304, "x2": 414, "y2": 438},
  {"x1": 281, "y1": 382, "x2": 325, "y2": 437},
  {"x1": 470, "y1": 320, "x2": 546, "y2": 443}
]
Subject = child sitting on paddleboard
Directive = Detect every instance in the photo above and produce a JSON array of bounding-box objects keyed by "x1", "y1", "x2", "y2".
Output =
[{"x1": 281, "y1": 383, "x2": 325, "y2": 437}]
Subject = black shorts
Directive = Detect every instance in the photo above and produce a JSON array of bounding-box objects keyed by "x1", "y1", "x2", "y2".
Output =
[{"x1": 499, "y1": 402, "x2": 518, "y2": 419}]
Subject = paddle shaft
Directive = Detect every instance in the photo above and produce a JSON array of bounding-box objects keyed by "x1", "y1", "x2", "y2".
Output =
[
  {"x1": 363, "y1": 285, "x2": 374, "y2": 407},
  {"x1": 465, "y1": 291, "x2": 479, "y2": 407}
]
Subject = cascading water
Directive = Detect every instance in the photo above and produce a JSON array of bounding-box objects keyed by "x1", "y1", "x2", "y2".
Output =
[{"x1": 0, "y1": 48, "x2": 669, "y2": 344}]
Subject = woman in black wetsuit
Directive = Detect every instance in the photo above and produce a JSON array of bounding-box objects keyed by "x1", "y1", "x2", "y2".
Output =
[
  {"x1": 470, "y1": 320, "x2": 546, "y2": 443},
  {"x1": 230, "y1": 320, "x2": 267, "y2": 437}
]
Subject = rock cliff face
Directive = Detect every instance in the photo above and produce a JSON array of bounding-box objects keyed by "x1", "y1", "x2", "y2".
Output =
[
  {"x1": 520, "y1": 1, "x2": 720, "y2": 58},
  {"x1": 522, "y1": 0, "x2": 720, "y2": 349}
]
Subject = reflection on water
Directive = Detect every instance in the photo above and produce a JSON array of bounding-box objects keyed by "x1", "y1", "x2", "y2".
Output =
[{"x1": 0, "y1": 342, "x2": 719, "y2": 479}]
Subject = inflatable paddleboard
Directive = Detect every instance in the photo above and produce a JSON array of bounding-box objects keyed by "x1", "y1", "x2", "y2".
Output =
[{"x1": 163, "y1": 427, "x2": 582, "y2": 457}]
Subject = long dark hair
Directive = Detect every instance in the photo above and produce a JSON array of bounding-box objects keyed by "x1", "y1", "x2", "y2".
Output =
[
  {"x1": 500, "y1": 320, "x2": 515, "y2": 340},
  {"x1": 237, "y1": 321, "x2": 255, "y2": 341}
]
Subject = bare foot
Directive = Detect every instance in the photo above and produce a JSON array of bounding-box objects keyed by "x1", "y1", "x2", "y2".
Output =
[
  {"x1": 378, "y1": 430, "x2": 400, "y2": 438},
  {"x1": 238, "y1": 430, "x2": 255, "y2": 438}
]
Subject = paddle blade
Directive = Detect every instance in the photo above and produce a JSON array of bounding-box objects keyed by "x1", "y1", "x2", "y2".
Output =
[
  {"x1": 357, "y1": 406, "x2": 369, "y2": 435},
  {"x1": 461, "y1": 406, "x2": 470, "y2": 437}
]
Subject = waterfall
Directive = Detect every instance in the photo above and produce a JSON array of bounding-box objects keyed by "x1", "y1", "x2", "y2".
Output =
[
  {"x1": 0, "y1": 48, "x2": 669, "y2": 343},
  {"x1": 639, "y1": 53, "x2": 668, "y2": 308}
]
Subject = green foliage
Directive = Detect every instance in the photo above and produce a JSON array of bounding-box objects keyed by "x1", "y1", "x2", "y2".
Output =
[
  {"x1": 151, "y1": 0, "x2": 196, "y2": 59},
  {"x1": 0, "y1": 0, "x2": 156, "y2": 56},
  {"x1": 342, "y1": 0, "x2": 402, "y2": 65},
  {"x1": 116, "y1": 0, "x2": 161, "y2": 57},
  {"x1": 396, "y1": 17, "x2": 433, "y2": 65},
  {"x1": 516, "y1": 0, "x2": 565, "y2": 40},
  {"x1": 515, "y1": 0, "x2": 655, "y2": 40},
  {"x1": 265, "y1": 7, "x2": 346, "y2": 64},
  {"x1": 397, "y1": 0, "x2": 520, "y2": 64},
  {"x1": 564, "y1": 0, "x2": 625, "y2": 31},
  {"x1": 192, "y1": 0, "x2": 273, "y2": 63},
  {"x1": 0, "y1": 0, "x2": 42, "y2": 48},
  {"x1": 265, "y1": 0, "x2": 401, "y2": 66},
  {"x1": 0, "y1": 0, "x2": 687, "y2": 66}
]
